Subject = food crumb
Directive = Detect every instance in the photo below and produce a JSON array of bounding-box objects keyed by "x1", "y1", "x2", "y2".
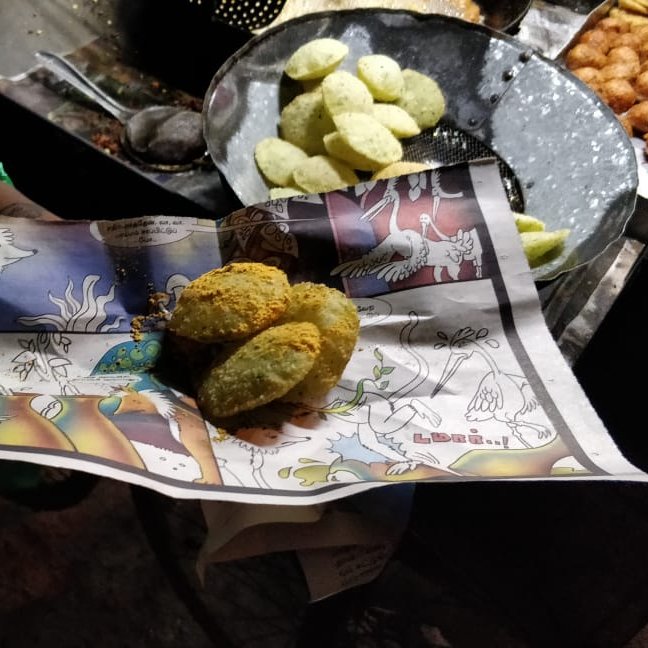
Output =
[{"x1": 130, "y1": 292, "x2": 172, "y2": 342}]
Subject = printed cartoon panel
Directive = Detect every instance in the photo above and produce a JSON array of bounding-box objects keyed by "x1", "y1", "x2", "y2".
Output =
[
  {"x1": 216, "y1": 195, "x2": 342, "y2": 287},
  {"x1": 213, "y1": 164, "x2": 498, "y2": 298},
  {"x1": 207, "y1": 282, "x2": 603, "y2": 494},
  {"x1": 0, "y1": 268, "x2": 598, "y2": 495},
  {"x1": 0, "y1": 216, "x2": 222, "y2": 333},
  {"x1": 0, "y1": 330, "x2": 223, "y2": 486},
  {"x1": 328, "y1": 166, "x2": 497, "y2": 298},
  {"x1": 0, "y1": 159, "x2": 626, "y2": 502}
]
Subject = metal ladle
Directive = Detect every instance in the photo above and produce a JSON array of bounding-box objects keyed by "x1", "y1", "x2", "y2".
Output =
[{"x1": 35, "y1": 51, "x2": 208, "y2": 172}]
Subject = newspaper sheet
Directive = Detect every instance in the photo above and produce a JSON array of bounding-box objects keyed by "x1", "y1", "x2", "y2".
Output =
[{"x1": 0, "y1": 160, "x2": 644, "y2": 506}]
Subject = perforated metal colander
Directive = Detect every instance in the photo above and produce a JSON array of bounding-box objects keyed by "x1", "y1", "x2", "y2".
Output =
[
  {"x1": 212, "y1": 0, "x2": 287, "y2": 31},
  {"x1": 210, "y1": 0, "x2": 525, "y2": 33}
]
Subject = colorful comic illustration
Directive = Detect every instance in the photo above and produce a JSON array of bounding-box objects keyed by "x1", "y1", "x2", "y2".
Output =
[{"x1": 0, "y1": 161, "x2": 644, "y2": 504}]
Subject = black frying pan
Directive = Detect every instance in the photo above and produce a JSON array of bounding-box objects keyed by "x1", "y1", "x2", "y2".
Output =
[{"x1": 202, "y1": 10, "x2": 637, "y2": 281}]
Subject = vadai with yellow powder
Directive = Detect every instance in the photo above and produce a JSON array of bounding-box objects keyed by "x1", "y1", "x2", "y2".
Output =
[
  {"x1": 197, "y1": 321, "x2": 322, "y2": 418},
  {"x1": 168, "y1": 262, "x2": 290, "y2": 343},
  {"x1": 278, "y1": 282, "x2": 360, "y2": 402}
]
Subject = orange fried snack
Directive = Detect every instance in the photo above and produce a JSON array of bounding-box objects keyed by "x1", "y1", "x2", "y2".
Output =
[
  {"x1": 564, "y1": 4, "x2": 648, "y2": 138},
  {"x1": 278, "y1": 282, "x2": 360, "y2": 402},
  {"x1": 600, "y1": 78, "x2": 637, "y2": 112},
  {"x1": 197, "y1": 321, "x2": 322, "y2": 419},
  {"x1": 167, "y1": 262, "x2": 291, "y2": 343}
]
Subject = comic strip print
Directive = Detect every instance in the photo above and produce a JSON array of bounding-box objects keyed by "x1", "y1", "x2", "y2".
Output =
[
  {"x1": 0, "y1": 264, "x2": 226, "y2": 486},
  {"x1": 210, "y1": 292, "x2": 592, "y2": 491},
  {"x1": 329, "y1": 169, "x2": 492, "y2": 297}
]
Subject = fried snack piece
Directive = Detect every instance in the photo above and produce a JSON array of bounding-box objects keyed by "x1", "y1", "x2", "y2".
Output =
[
  {"x1": 371, "y1": 160, "x2": 431, "y2": 180},
  {"x1": 279, "y1": 90, "x2": 336, "y2": 156},
  {"x1": 600, "y1": 78, "x2": 637, "y2": 112},
  {"x1": 598, "y1": 16, "x2": 631, "y2": 33},
  {"x1": 627, "y1": 99, "x2": 648, "y2": 131},
  {"x1": 292, "y1": 155, "x2": 359, "y2": 193},
  {"x1": 565, "y1": 43, "x2": 607, "y2": 69},
  {"x1": 610, "y1": 7, "x2": 648, "y2": 28},
  {"x1": 578, "y1": 29, "x2": 613, "y2": 53},
  {"x1": 279, "y1": 282, "x2": 360, "y2": 402},
  {"x1": 284, "y1": 38, "x2": 349, "y2": 81},
  {"x1": 514, "y1": 212, "x2": 546, "y2": 233},
  {"x1": 321, "y1": 70, "x2": 374, "y2": 116},
  {"x1": 520, "y1": 230, "x2": 570, "y2": 267},
  {"x1": 323, "y1": 132, "x2": 382, "y2": 172},
  {"x1": 254, "y1": 137, "x2": 308, "y2": 187},
  {"x1": 607, "y1": 45, "x2": 641, "y2": 66},
  {"x1": 357, "y1": 54, "x2": 404, "y2": 101},
  {"x1": 615, "y1": 31, "x2": 642, "y2": 49},
  {"x1": 635, "y1": 69, "x2": 648, "y2": 99},
  {"x1": 632, "y1": 23, "x2": 648, "y2": 38},
  {"x1": 638, "y1": 39, "x2": 648, "y2": 62},
  {"x1": 598, "y1": 61, "x2": 640, "y2": 82},
  {"x1": 395, "y1": 69, "x2": 446, "y2": 129},
  {"x1": 198, "y1": 322, "x2": 322, "y2": 418},
  {"x1": 168, "y1": 262, "x2": 291, "y2": 343},
  {"x1": 571, "y1": 66, "x2": 602, "y2": 85},
  {"x1": 618, "y1": 112, "x2": 634, "y2": 137},
  {"x1": 371, "y1": 103, "x2": 421, "y2": 138},
  {"x1": 333, "y1": 112, "x2": 403, "y2": 167}
]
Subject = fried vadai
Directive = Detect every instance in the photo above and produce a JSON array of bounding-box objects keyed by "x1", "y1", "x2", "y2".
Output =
[
  {"x1": 607, "y1": 45, "x2": 641, "y2": 67},
  {"x1": 598, "y1": 61, "x2": 640, "y2": 82},
  {"x1": 168, "y1": 262, "x2": 291, "y2": 343},
  {"x1": 627, "y1": 99, "x2": 648, "y2": 132},
  {"x1": 565, "y1": 43, "x2": 607, "y2": 69},
  {"x1": 614, "y1": 32, "x2": 642, "y2": 50},
  {"x1": 198, "y1": 321, "x2": 322, "y2": 419},
  {"x1": 597, "y1": 16, "x2": 631, "y2": 33},
  {"x1": 578, "y1": 29, "x2": 613, "y2": 53},
  {"x1": 571, "y1": 66, "x2": 602, "y2": 85},
  {"x1": 635, "y1": 70, "x2": 648, "y2": 99},
  {"x1": 600, "y1": 78, "x2": 637, "y2": 112},
  {"x1": 278, "y1": 282, "x2": 360, "y2": 402}
]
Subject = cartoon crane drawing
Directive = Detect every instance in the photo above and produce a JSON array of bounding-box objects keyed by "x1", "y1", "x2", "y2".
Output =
[
  {"x1": 332, "y1": 177, "x2": 431, "y2": 279},
  {"x1": 431, "y1": 327, "x2": 551, "y2": 448},
  {"x1": 331, "y1": 173, "x2": 473, "y2": 282}
]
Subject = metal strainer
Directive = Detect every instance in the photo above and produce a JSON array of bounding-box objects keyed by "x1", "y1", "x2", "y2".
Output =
[
  {"x1": 210, "y1": 0, "x2": 528, "y2": 33},
  {"x1": 212, "y1": 0, "x2": 287, "y2": 31},
  {"x1": 401, "y1": 123, "x2": 524, "y2": 214}
]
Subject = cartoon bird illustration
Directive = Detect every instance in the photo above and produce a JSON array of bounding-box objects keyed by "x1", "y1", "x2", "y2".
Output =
[
  {"x1": 320, "y1": 312, "x2": 446, "y2": 476},
  {"x1": 431, "y1": 327, "x2": 551, "y2": 448},
  {"x1": 0, "y1": 228, "x2": 35, "y2": 273},
  {"x1": 332, "y1": 174, "x2": 471, "y2": 283},
  {"x1": 331, "y1": 177, "x2": 431, "y2": 279},
  {"x1": 375, "y1": 216, "x2": 471, "y2": 282},
  {"x1": 427, "y1": 168, "x2": 464, "y2": 222}
]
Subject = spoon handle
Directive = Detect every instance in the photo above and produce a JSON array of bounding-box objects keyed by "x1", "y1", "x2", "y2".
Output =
[{"x1": 35, "y1": 51, "x2": 137, "y2": 125}]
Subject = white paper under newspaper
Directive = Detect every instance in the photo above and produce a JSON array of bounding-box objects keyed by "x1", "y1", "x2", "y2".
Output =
[{"x1": 0, "y1": 160, "x2": 644, "y2": 509}]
